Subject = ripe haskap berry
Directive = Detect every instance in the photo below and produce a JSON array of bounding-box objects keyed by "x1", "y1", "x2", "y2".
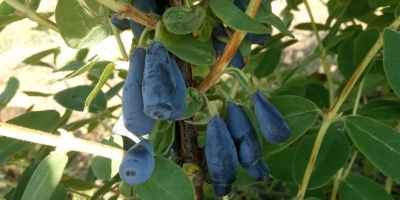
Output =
[
  {"x1": 227, "y1": 102, "x2": 270, "y2": 181},
  {"x1": 111, "y1": 12, "x2": 130, "y2": 31},
  {"x1": 253, "y1": 90, "x2": 291, "y2": 144},
  {"x1": 168, "y1": 54, "x2": 187, "y2": 120},
  {"x1": 119, "y1": 140, "x2": 155, "y2": 185},
  {"x1": 142, "y1": 42, "x2": 176, "y2": 120},
  {"x1": 122, "y1": 48, "x2": 155, "y2": 136},
  {"x1": 205, "y1": 116, "x2": 238, "y2": 196},
  {"x1": 212, "y1": 25, "x2": 245, "y2": 69},
  {"x1": 130, "y1": 0, "x2": 157, "y2": 39}
]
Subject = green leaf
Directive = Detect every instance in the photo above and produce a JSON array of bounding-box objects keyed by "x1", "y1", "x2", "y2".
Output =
[
  {"x1": 84, "y1": 63, "x2": 115, "y2": 114},
  {"x1": 294, "y1": 23, "x2": 329, "y2": 31},
  {"x1": 163, "y1": 6, "x2": 206, "y2": 34},
  {"x1": 178, "y1": 88, "x2": 203, "y2": 120},
  {"x1": 265, "y1": 147, "x2": 296, "y2": 183},
  {"x1": 106, "y1": 81, "x2": 124, "y2": 100},
  {"x1": 15, "y1": 47, "x2": 60, "y2": 69},
  {"x1": 293, "y1": 126, "x2": 350, "y2": 189},
  {"x1": 21, "y1": 153, "x2": 68, "y2": 200},
  {"x1": 345, "y1": 116, "x2": 400, "y2": 184},
  {"x1": 339, "y1": 176, "x2": 394, "y2": 200},
  {"x1": 135, "y1": 157, "x2": 195, "y2": 200},
  {"x1": 396, "y1": 3, "x2": 400, "y2": 17},
  {"x1": 210, "y1": 0, "x2": 271, "y2": 34},
  {"x1": 254, "y1": 48, "x2": 281, "y2": 78},
  {"x1": 91, "y1": 135, "x2": 123, "y2": 180},
  {"x1": 0, "y1": 15, "x2": 25, "y2": 27},
  {"x1": 383, "y1": 28, "x2": 400, "y2": 98},
  {"x1": 255, "y1": 7, "x2": 294, "y2": 38},
  {"x1": 359, "y1": 99, "x2": 400, "y2": 121},
  {"x1": 0, "y1": 0, "x2": 24, "y2": 15},
  {"x1": 337, "y1": 39, "x2": 355, "y2": 80},
  {"x1": 152, "y1": 122, "x2": 175, "y2": 156},
  {"x1": 60, "y1": 179, "x2": 96, "y2": 191},
  {"x1": 276, "y1": 85, "x2": 306, "y2": 97},
  {"x1": 159, "y1": 29, "x2": 216, "y2": 66},
  {"x1": 54, "y1": 85, "x2": 107, "y2": 113},
  {"x1": 0, "y1": 77, "x2": 19, "y2": 111},
  {"x1": 0, "y1": 110, "x2": 60, "y2": 164},
  {"x1": 262, "y1": 96, "x2": 319, "y2": 155},
  {"x1": 304, "y1": 83, "x2": 329, "y2": 109},
  {"x1": 368, "y1": 0, "x2": 400, "y2": 8},
  {"x1": 223, "y1": 67, "x2": 250, "y2": 90},
  {"x1": 352, "y1": 28, "x2": 380, "y2": 84},
  {"x1": 12, "y1": 162, "x2": 40, "y2": 200},
  {"x1": 55, "y1": 0, "x2": 111, "y2": 48},
  {"x1": 49, "y1": 184, "x2": 68, "y2": 200},
  {"x1": 61, "y1": 58, "x2": 100, "y2": 80},
  {"x1": 119, "y1": 181, "x2": 134, "y2": 199},
  {"x1": 22, "y1": 91, "x2": 52, "y2": 97}
]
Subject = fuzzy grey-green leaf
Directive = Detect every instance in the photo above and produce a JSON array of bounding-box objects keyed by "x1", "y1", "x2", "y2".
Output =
[{"x1": 163, "y1": 6, "x2": 206, "y2": 34}]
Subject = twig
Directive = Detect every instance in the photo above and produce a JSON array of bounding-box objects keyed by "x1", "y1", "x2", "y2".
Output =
[
  {"x1": 4, "y1": 0, "x2": 59, "y2": 33},
  {"x1": 0, "y1": 122, "x2": 125, "y2": 161},
  {"x1": 196, "y1": 0, "x2": 262, "y2": 92},
  {"x1": 95, "y1": 0, "x2": 159, "y2": 29}
]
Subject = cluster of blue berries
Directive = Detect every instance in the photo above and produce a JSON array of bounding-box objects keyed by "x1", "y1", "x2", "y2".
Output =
[{"x1": 205, "y1": 90, "x2": 291, "y2": 196}]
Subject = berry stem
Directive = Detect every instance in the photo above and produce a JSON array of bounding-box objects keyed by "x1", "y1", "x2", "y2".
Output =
[{"x1": 3, "y1": 0, "x2": 59, "y2": 33}]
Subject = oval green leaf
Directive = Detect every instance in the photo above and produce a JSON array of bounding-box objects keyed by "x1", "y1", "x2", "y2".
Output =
[
  {"x1": 84, "y1": 63, "x2": 115, "y2": 114},
  {"x1": 54, "y1": 85, "x2": 107, "y2": 113},
  {"x1": 339, "y1": 176, "x2": 393, "y2": 200},
  {"x1": 254, "y1": 48, "x2": 282, "y2": 78},
  {"x1": 159, "y1": 29, "x2": 216, "y2": 66},
  {"x1": 359, "y1": 99, "x2": 400, "y2": 121},
  {"x1": 163, "y1": 6, "x2": 206, "y2": 34},
  {"x1": 210, "y1": 0, "x2": 271, "y2": 34},
  {"x1": 179, "y1": 87, "x2": 203, "y2": 120},
  {"x1": 91, "y1": 135, "x2": 123, "y2": 180},
  {"x1": 0, "y1": 77, "x2": 19, "y2": 111},
  {"x1": 383, "y1": 28, "x2": 400, "y2": 98},
  {"x1": 152, "y1": 122, "x2": 175, "y2": 156},
  {"x1": 21, "y1": 153, "x2": 68, "y2": 200},
  {"x1": 345, "y1": 116, "x2": 400, "y2": 184},
  {"x1": 135, "y1": 157, "x2": 195, "y2": 200},
  {"x1": 55, "y1": 0, "x2": 111, "y2": 48},
  {"x1": 265, "y1": 147, "x2": 297, "y2": 183}
]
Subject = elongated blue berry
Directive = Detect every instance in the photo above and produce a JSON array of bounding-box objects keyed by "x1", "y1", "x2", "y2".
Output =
[
  {"x1": 130, "y1": 0, "x2": 157, "y2": 39},
  {"x1": 168, "y1": 55, "x2": 187, "y2": 120},
  {"x1": 227, "y1": 102, "x2": 269, "y2": 181},
  {"x1": 142, "y1": 42, "x2": 176, "y2": 120},
  {"x1": 122, "y1": 48, "x2": 155, "y2": 136},
  {"x1": 119, "y1": 140, "x2": 155, "y2": 185},
  {"x1": 205, "y1": 116, "x2": 238, "y2": 196},
  {"x1": 253, "y1": 90, "x2": 291, "y2": 144}
]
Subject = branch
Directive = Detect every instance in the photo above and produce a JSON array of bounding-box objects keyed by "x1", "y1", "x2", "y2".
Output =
[
  {"x1": 4, "y1": 0, "x2": 59, "y2": 33},
  {"x1": 296, "y1": 15, "x2": 400, "y2": 200},
  {"x1": 302, "y1": 0, "x2": 333, "y2": 107},
  {"x1": 95, "y1": 0, "x2": 159, "y2": 29},
  {"x1": 196, "y1": 0, "x2": 262, "y2": 92},
  {"x1": 0, "y1": 122, "x2": 125, "y2": 161}
]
